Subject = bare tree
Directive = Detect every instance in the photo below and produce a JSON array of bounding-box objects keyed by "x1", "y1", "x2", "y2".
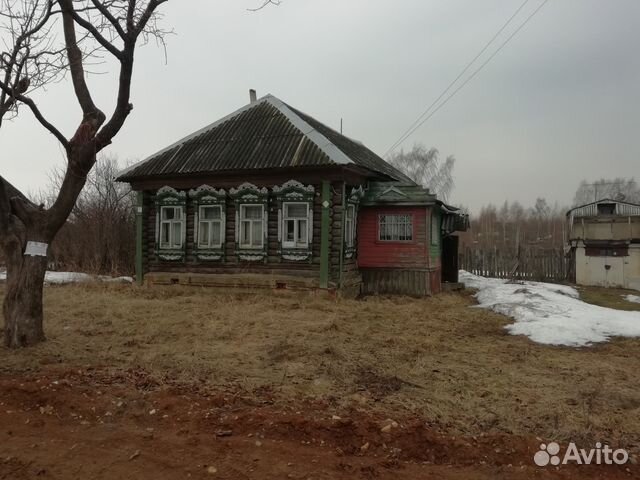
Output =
[
  {"x1": 387, "y1": 144, "x2": 456, "y2": 201},
  {"x1": 43, "y1": 155, "x2": 135, "y2": 275},
  {"x1": 0, "y1": 0, "x2": 169, "y2": 348},
  {"x1": 573, "y1": 178, "x2": 640, "y2": 206}
]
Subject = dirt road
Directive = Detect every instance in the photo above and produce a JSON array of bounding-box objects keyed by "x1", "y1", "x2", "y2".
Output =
[{"x1": 0, "y1": 368, "x2": 634, "y2": 480}]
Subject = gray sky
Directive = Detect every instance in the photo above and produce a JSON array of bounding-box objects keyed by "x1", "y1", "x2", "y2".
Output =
[{"x1": 1, "y1": 0, "x2": 639, "y2": 213}]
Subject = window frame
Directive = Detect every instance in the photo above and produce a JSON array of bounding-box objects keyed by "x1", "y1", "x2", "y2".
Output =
[
  {"x1": 282, "y1": 201, "x2": 310, "y2": 250},
  {"x1": 377, "y1": 213, "x2": 414, "y2": 242},
  {"x1": 189, "y1": 185, "x2": 227, "y2": 262},
  {"x1": 343, "y1": 186, "x2": 364, "y2": 259},
  {"x1": 159, "y1": 205, "x2": 184, "y2": 249},
  {"x1": 345, "y1": 204, "x2": 356, "y2": 248},
  {"x1": 154, "y1": 186, "x2": 187, "y2": 261},
  {"x1": 239, "y1": 203, "x2": 265, "y2": 250},
  {"x1": 273, "y1": 180, "x2": 315, "y2": 262},
  {"x1": 229, "y1": 183, "x2": 269, "y2": 262},
  {"x1": 197, "y1": 205, "x2": 223, "y2": 249}
]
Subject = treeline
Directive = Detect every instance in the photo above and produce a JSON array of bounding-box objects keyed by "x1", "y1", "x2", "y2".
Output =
[
  {"x1": 0, "y1": 156, "x2": 136, "y2": 276},
  {"x1": 50, "y1": 157, "x2": 135, "y2": 275},
  {"x1": 458, "y1": 198, "x2": 568, "y2": 253}
]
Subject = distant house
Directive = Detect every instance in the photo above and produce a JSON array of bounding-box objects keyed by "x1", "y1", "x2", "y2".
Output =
[
  {"x1": 567, "y1": 199, "x2": 640, "y2": 291},
  {"x1": 117, "y1": 91, "x2": 468, "y2": 296}
]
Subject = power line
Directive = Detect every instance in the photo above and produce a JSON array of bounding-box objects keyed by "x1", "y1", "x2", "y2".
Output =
[
  {"x1": 384, "y1": 0, "x2": 531, "y2": 157},
  {"x1": 384, "y1": 0, "x2": 550, "y2": 157}
]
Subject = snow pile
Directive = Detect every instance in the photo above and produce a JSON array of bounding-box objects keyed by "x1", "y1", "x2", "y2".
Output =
[
  {"x1": 0, "y1": 271, "x2": 133, "y2": 285},
  {"x1": 459, "y1": 271, "x2": 640, "y2": 347},
  {"x1": 625, "y1": 294, "x2": 640, "y2": 304}
]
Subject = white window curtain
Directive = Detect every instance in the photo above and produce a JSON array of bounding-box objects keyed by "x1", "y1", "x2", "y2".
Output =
[
  {"x1": 198, "y1": 205, "x2": 223, "y2": 248},
  {"x1": 282, "y1": 202, "x2": 309, "y2": 249},
  {"x1": 345, "y1": 204, "x2": 356, "y2": 247},
  {"x1": 159, "y1": 206, "x2": 185, "y2": 249},
  {"x1": 239, "y1": 204, "x2": 264, "y2": 249}
]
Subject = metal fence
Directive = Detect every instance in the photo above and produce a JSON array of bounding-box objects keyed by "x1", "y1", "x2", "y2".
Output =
[{"x1": 459, "y1": 247, "x2": 570, "y2": 283}]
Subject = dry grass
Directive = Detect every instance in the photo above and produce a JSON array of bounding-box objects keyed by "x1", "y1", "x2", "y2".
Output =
[
  {"x1": 1, "y1": 283, "x2": 640, "y2": 448},
  {"x1": 578, "y1": 285, "x2": 640, "y2": 311}
]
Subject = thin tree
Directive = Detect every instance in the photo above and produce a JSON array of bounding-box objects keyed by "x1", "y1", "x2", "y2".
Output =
[
  {"x1": 0, "y1": 0, "x2": 169, "y2": 348},
  {"x1": 387, "y1": 144, "x2": 456, "y2": 201}
]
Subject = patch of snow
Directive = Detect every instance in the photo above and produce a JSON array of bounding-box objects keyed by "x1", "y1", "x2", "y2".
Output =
[
  {"x1": 45, "y1": 272, "x2": 93, "y2": 284},
  {"x1": 0, "y1": 271, "x2": 133, "y2": 285},
  {"x1": 625, "y1": 294, "x2": 640, "y2": 304},
  {"x1": 459, "y1": 270, "x2": 640, "y2": 347}
]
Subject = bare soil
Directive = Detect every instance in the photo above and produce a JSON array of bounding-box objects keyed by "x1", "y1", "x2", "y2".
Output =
[
  {"x1": 0, "y1": 368, "x2": 636, "y2": 479},
  {"x1": 0, "y1": 283, "x2": 639, "y2": 479}
]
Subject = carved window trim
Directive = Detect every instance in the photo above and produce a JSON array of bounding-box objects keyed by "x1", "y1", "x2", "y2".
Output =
[
  {"x1": 273, "y1": 180, "x2": 314, "y2": 262},
  {"x1": 229, "y1": 183, "x2": 269, "y2": 262},
  {"x1": 344, "y1": 186, "x2": 364, "y2": 259},
  {"x1": 189, "y1": 185, "x2": 227, "y2": 262},
  {"x1": 154, "y1": 186, "x2": 187, "y2": 261}
]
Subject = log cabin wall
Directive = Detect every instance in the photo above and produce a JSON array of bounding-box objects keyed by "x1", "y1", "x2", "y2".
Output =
[{"x1": 138, "y1": 173, "x2": 364, "y2": 295}]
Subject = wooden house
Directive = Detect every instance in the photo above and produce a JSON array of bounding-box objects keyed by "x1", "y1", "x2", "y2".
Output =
[
  {"x1": 117, "y1": 92, "x2": 468, "y2": 296},
  {"x1": 567, "y1": 199, "x2": 640, "y2": 291}
]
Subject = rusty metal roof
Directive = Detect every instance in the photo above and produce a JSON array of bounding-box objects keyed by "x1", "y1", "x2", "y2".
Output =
[{"x1": 117, "y1": 95, "x2": 412, "y2": 183}]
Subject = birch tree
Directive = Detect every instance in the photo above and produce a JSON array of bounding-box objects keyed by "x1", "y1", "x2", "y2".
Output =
[{"x1": 387, "y1": 144, "x2": 456, "y2": 201}]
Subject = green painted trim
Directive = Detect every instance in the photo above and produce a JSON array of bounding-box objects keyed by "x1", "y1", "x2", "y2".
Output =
[
  {"x1": 319, "y1": 181, "x2": 331, "y2": 289},
  {"x1": 338, "y1": 182, "x2": 346, "y2": 288},
  {"x1": 135, "y1": 191, "x2": 144, "y2": 285}
]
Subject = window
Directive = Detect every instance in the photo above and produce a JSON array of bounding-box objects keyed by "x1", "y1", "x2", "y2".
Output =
[
  {"x1": 345, "y1": 204, "x2": 356, "y2": 247},
  {"x1": 431, "y1": 213, "x2": 440, "y2": 246},
  {"x1": 239, "y1": 204, "x2": 264, "y2": 249},
  {"x1": 597, "y1": 203, "x2": 616, "y2": 215},
  {"x1": 378, "y1": 214, "x2": 413, "y2": 241},
  {"x1": 282, "y1": 202, "x2": 309, "y2": 249},
  {"x1": 159, "y1": 206, "x2": 184, "y2": 249},
  {"x1": 198, "y1": 205, "x2": 223, "y2": 248},
  {"x1": 585, "y1": 247, "x2": 628, "y2": 257}
]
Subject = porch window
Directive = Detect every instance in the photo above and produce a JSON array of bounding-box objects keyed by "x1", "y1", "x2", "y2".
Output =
[
  {"x1": 282, "y1": 202, "x2": 309, "y2": 249},
  {"x1": 239, "y1": 204, "x2": 264, "y2": 249},
  {"x1": 345, "y1": 204, "x2": 356, "y2": 247},
  {"x1": 198, "y1": 205, "x2": 223, "y2": 248},
  {"x1": 159, "y1": 206, "x2": 184, "y2": 249},
  {"x1": 378, "y1": 214, "x2": 413, "y2": 241}
]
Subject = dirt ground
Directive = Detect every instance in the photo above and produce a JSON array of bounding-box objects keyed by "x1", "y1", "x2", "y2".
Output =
[{"x1": 0, "y1": 283, "x2": 639, "y2": 479}]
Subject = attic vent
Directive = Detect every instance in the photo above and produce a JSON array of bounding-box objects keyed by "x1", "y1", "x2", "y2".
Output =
[{"x1": 597, "y1": 203, "x2": 615, "y2": 215}]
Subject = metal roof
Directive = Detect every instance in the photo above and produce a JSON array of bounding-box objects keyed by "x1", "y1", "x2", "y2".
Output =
[
  {"x1": 117, "y1": 94, "x2": 412, "y2": 183},
  {"x1": 567, "y1": 198, "x2": 640, "y2": 218}
]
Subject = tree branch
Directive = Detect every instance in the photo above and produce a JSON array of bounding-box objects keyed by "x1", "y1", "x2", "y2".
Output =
[
  {"x1": 58, "y1": 0, "x2": 105, "y2": 128},
  {"x1": 67, "y1": 8, "x2": 124, "y2": 60},
  {"x1": 91, "y1": 0, "x2": 127, "y2": 40},
  {"x1": 20, "y1": 95, "x2": 70, "y2": 149}
]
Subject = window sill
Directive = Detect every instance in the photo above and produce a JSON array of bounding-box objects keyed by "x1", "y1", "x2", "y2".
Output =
[
  {"x1": 156, "y1": 249, "x2": 185, "y2": 261},
  {"x1": 195, "y1": 248, "x2": 225, "y2": 262},
  {"x1": 280, "y1": 249, "x2": 312, "y2": 261}
]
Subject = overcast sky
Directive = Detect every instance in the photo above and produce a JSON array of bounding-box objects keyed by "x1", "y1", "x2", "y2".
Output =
[{"x1": 1, "y1": 0, "x2": 639, "y2": 212}]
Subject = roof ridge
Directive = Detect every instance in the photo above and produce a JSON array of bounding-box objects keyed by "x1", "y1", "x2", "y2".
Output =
[
  {"x1": 264, "y1": 96, "x2": 352, "y2": 166},
  {"x1": 116, "y1": 95, "x2": 277, "y2": 179}
]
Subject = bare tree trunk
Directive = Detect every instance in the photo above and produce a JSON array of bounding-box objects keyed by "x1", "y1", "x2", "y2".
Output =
[{"x1": 2, "y1": 237, "x2": 47, "y2": 348}]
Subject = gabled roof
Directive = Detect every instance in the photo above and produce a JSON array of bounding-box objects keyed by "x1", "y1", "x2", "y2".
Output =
[
  {"x1": 361, "y1": 181, "x2": 436, "y2": 206},
  {"x1": 117, "y1": 94, "x2": 412, "y2": 183},
  {"x1": 567, "y1": 198, "x2": 640, "y2": 218}
]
